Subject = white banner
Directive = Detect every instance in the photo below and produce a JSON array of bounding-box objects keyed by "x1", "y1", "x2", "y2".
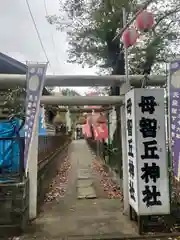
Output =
[
  {"x1": 125, "y1": 88, "x2": 170, "y2": 215},
  {"x1": 24, "y1": 63, "x2": 48, "y2": 172}
]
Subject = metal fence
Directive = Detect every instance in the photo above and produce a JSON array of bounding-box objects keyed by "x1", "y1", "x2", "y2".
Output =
[
  {"x1": 38, "y1": 135, "x2": 70, "y2": 168},
  {"x1": 37, "y1": 135, "x2": 71, "y2": 209},
  {"x1": 0, "y1": 135, "x2": 71, "y2": 181},
  {"x1": 86, "y1": 138, "x2": 106, "y2": 160}
]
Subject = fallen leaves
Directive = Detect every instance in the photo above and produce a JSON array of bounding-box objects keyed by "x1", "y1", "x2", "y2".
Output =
[
  {"x1": 44, "y1": 156, "x2": 71, "y2": 202},
  {"x1": 92, "y1": 159, "x2": 122, "y2": 199}
]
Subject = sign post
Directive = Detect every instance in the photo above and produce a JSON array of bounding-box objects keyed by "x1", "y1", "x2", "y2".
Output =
[{"x1": 125, "y1": 88, "x2": 170, "y2": 231}]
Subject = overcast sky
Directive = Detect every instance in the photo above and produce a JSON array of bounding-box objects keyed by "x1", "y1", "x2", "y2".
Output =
[{"x1": 0, "y1": 0, "x2": 96, "y2": 94}]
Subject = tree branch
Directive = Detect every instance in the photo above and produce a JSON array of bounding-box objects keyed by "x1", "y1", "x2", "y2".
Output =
[
  {"x1": 152, "y1": 7, "x2": 180, "y2": 30},
  {"x1": 113, "y1": 0, "x2": 156, "y2": 41}
]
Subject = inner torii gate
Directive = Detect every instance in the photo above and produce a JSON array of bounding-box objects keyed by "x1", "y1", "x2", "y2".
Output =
[{"x1": 1, "y1": 73, "x2": 166, "y2": 220}]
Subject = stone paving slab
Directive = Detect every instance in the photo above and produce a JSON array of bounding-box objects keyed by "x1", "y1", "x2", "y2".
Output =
[
  {"x1": 78, "y1": 172, "x2": 91, "y2": 179},
  {"x1": 77, "y1": 179, "x2": 93, "y2": 188},
  {"x1": 77, "y1": 187, "x2": 97, "y2": 199},
  {"x1": 76, "y1": 140, "x2": 96, "y2": 199},
  {"x1": 77, "y1": 178, "x2": 96, "y2": 199},
  {"x1": 22, "y1": 198, "x2": 136, "y2": 238}
]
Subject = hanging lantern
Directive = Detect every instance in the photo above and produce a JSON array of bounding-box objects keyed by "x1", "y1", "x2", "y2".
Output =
[
  {"x1": 83, "y1": 112, "x2": 88, "y2": 119},
  {"x1": 136, "y1": 10, "x2": 154, "y2": 32},
  {"x1": 53, "y1": 112, "x2": 65, "y2": 126},
  {"x1": 122, "y1": 27, "x2": 138, "y2": 48},
  {"x1": 87, "y1": 114, "x2": 93, "y2": 125},
  {"x1": 77, "y1": 116, "x2": 86, "y2": 125},
  {"x1": 96, "y1": 114, "x2": 106, "y2": 124}
]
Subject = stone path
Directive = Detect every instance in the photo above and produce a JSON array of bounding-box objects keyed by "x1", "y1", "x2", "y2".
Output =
[
  {"x1": 20, "y1": 140, "x2": 139, "y2": 239},
  {"x1": 77, "y1": 141, "x2": 96, "y2": 199}
]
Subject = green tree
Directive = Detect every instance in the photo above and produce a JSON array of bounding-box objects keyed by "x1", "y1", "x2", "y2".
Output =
[
  {"x1": 61, "y1": 88, "x2": 82, "y2": 124},
  {"x1": 47, "y1": 0, "x2": 180, "y2": 176},
  {"x1": 48, "y1": 0, "x2": 180, "y2": 74},
  {"x1": 1, "y1": 87, "x2": 25, "y2": 119},
  {"x1": 61, "y1": 88, "x2": 81, "y2": 96}
]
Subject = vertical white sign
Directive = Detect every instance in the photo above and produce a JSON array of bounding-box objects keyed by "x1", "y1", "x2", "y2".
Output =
[
  {"x1": 136, "y1": 88, "x2": 170, "y2": 215},
  {"x1": 125, "y1": 88, "x2": 170, "y2": 216},
  {"x1": 125, "y1": 90, "x2": 139, "y2": 213}
]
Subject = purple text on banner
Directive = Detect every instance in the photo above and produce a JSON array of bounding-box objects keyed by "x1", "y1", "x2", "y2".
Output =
[{"x1": 169, "y1": 60, "x2": 180, "y2": 178}]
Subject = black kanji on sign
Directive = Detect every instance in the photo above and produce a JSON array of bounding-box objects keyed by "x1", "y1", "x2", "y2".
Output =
[
  {"x1": 129, "y1": 180, "x2": 136, "y2": 201},
  {"x1": 129, "y1": 160, "x2": 134, "y2": 178},
  {"x1": 126, "y1": 98, "x2": 132, "y2": 115},
  {"x1": 142, "y1": 185, "x2": 162, "y2": 207},
  {"x1": 141, "y1": 140, "x2": 159, "y2": 159},
  {"x1": 127, "y1": 119, "x2": 132, "y2": 136},
  {"x1": 139, "y1": 96, "x2": 157, "y2": 114},
  {"x1": 139, "y1": 117, "x2": 157, "y2": 138},
  {"x1": 141, "y1": 163, "x2": 160, "y2": 183},
  {"x1": 128, "y1": 139, "x2": 134, "y2": 157}
]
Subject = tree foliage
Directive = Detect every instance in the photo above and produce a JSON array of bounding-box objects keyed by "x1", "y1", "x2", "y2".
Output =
[
  {"x1": 47, "y1": 0, "x2": 180, "y2": 175},
  {"x1": 47, "y1": 0, "x2": 180, "y2": 75},
  {"x1": 61, "y1": 88, "x2": 82, "y2": 124},
  {"x1": 61, "y1": 88, "x2": 81, "y2": 96},
  {"x1": 2, "y1": 87, "x2": 25, "y2": 118}
]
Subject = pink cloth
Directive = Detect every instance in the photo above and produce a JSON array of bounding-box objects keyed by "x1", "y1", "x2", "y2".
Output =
[{"x1": 92, "y1": 123, "x2": 108, "y2": 141}]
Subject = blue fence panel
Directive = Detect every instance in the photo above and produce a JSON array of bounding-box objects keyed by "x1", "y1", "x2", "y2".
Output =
[
  {"x1": 0, "y1": 119, "x2": 21, "y2": 175},
  {"x1": 39, "y1": 107, "x2": 46, "y2": 136},
  {"x1": 19, "y1": 107, "x2": 46, "y2": 137}
]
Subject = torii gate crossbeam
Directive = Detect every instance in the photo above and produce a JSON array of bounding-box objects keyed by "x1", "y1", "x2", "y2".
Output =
[
  {"x1": 0, "y1": 74, "x2": 166, "y2": 87},
  {"x1": 41, "y1": 96, "x2": 124, "y2": 105}
]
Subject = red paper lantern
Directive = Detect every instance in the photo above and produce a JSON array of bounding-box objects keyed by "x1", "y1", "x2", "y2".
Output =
[
  {"x1": 96, "y1": 114, "x2": 106, "y2": 124},
  {"x1": 122, "y1": 27, "x2": 138, "y2": 48},
  {"x1": 136, "y1": 10, "x2": 154, "y2": 32}
]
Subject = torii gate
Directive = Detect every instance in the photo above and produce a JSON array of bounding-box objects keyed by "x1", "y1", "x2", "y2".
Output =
[{"x1": 0, "y1": 72, "x2": 166, "y2": 220}]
